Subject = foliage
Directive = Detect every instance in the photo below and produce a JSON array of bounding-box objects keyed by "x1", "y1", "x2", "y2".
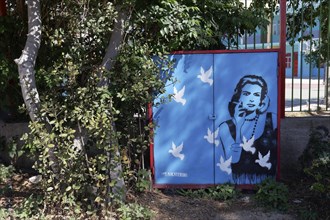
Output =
[
  {"x1": 177, "y1": 184, "x2": 238, "y2": 201},
  {"x1": 131, "y1": 0, "x2": 273, "y2": 52},
  {"x1": 0, "y1": 136, "x2": 24, "y2": 194},
  {"x1": 287, "y1": 0, "x2": 329, "y2": 66},
  {"x1": 0, "y1": 9, "x2": 27, "y2": 122},
  {"x1": 109, "y1": 45, "x2": 169, "y2": 175},
  {"x1": 130, "y1": 0, "x2": 202, "y2": 53},
  {"x1": 255, "y1": 178, "x2": 289, "y2": 211},
  {"x1": 298, "y1": 207, "x2": 318, "y2": 220},
  {"x1": 0, "y1": 164, "x2": 14, "y2": 195},
  {"x1": 299, "y1": 126, "x2": 330, "y2": 198},
  {"x1": 117, "y1": 201, "x2": 154, "y2": 220},
  {"x1": 17, "y1": 1, "x2": 169, "y2": 215},
  {"x1": 22, "y1": 77, "x2": 122, "y2": 215},
  {"x1": 135, "y1": 169, "x2": 152, "y2": 192},
  {"x1": 12, "y1": 195, "x2": 44, "y2": 219},
  {"x1": 198, "y1": 0, "x2": 274, "y2": 49},
  {"x1": 1, "y1": 136, "x2": 25, "y2": 166}
]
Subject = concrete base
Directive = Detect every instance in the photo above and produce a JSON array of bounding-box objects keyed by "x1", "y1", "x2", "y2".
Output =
[
  {"x1": 280, "y1": 114, "x2": 330, "y2": 180},
  {"x1": 1, "y1": 115, "x2": 330, "y2": 180}
]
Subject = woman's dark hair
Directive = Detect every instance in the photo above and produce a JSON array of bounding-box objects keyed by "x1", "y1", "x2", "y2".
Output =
[{"x1": 228, "y1": 75, "x2": 268, "y2": 117}]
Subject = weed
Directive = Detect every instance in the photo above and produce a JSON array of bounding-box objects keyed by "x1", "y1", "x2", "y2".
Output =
[
  {"x1": 299, "y1": 207, "x2": 318, "y2": 220},
  {"x1": 255, "y1": 178, "x2": 289, "y2": 211},
  {"x1": 136, "y1": 169, "x2": 152, "y2": 192},
  {"x1": 117, "y1": 202, "x2": 154, "y2": 220},
  {"x1": 177, "y1": 184, "x2": 238, "y2": 201}
]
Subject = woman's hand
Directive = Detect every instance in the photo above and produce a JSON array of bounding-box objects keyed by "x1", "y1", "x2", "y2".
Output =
[
  {"x1": 233, "y1": 101, "x2": 246, "y2": 142},
  {"x1": 230, "y1": 143, "x2": 242, "y2": 163}
]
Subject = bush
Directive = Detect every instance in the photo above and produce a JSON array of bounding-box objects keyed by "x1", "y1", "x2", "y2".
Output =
[
  {"x1": 299, "y1": 126, "x2": 330, "y2": 198},
  {"x1": 255, "y1": 178, "x2": 289, "y2": 211}
]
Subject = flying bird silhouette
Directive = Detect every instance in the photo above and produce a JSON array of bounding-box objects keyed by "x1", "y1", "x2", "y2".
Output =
[
  {"x1": 169, "y1": 142, "x2": 185, "y2": 160},
  {"x1": 255, "y1": 150, "x2": 271, "y2": 170},
  {"x1": 197, "y1": 66, "x2": 213, "y2": 86},
  {"x1": 204, "y1": 128, "x2": 220, "y2": 146},
  {"x1": 216, "y1": 156, "x2": 232, "y2": 175},
  {"x1": 240, "y1": 135, "x2": 256, "y2": 154},
  {"x1": 173, "y1": 86, "x2": 186, "y2": 105}
]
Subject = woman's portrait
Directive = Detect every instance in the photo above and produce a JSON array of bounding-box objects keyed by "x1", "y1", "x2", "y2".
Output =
[{"x1": 218, "y1": 74, "x2": 277, "y2": 184}]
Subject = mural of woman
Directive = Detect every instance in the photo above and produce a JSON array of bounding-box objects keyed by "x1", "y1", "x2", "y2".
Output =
[{"x1": 218, "y1": 75, "x2": 277, "y2": 184}]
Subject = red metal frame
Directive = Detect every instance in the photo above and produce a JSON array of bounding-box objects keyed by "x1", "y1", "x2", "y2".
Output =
[
  {"x1": 0, "y1": 0, "x2": 6, "y2": 16},
  {"x1": 147, "y1": 103, "x2": 155, "y2": 177},
  {"x1": 172, "y1": 48, "x2": 280, "y2": 55},
  {"x1": 276, "y1": 0, "x2": 287, "y2": 181},
  {"x1": 149, "y1": 49, "x2": 282, "y2": 189},
  {"x1": 279, "y1": 0, "x2": 287, "y2": 119}
]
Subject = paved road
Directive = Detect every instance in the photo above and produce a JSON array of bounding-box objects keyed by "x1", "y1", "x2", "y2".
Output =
[{"x1": 285, "y1": 78, "x2": 328, "y2": 111}]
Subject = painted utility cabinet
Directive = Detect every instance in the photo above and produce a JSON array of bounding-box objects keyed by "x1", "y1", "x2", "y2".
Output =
[{"x1": 152, "y1": 51, "x2": 279, "y2": 187}]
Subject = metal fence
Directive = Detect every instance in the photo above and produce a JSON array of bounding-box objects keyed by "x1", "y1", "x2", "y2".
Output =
[{"x1": 229, "y1": 0, "x2": 329, "y2": 113}]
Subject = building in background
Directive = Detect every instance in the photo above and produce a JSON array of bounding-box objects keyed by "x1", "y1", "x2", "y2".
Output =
[{"x1": 237, "y1": 2, "x2": 325, "y2": 80}]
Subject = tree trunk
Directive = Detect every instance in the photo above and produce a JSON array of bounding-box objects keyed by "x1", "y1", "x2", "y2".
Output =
[
  {"x1": 99, "y1": 8, "x2": 128, "y2": 199},
  {"x1": 15, "y1": 0, "x2": 59, "y2": 174},
  {"x1": 98, "y1": 9, "x2": 127, "y2": 87},
  {"x1": 14, "y1": 0, "x2": 41, "y2": 122},
  {"x1": 73, "y1": 7, "x2": 128, "y2": 201}
]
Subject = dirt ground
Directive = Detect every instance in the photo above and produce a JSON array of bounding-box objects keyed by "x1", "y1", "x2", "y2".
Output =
[
  {"x1": 1, "y1": 174, "x2": 325, "y2": 220},
  {"x1": 132, "y1": 189, "x2": 297, "y2": 220},
  {"x1": 131, "y1": 173, "x2": 329, "y2": 220}
]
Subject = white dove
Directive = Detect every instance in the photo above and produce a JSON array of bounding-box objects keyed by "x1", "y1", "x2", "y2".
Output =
[
  {"x1": 255, "y1": 150, "x2": 272, "y2": 170},
  {"x1": 173, "y1": 86, "x2": 186, "y2": 106},
  {"x1": 204, "y1": 128, "x2": 220, "y2": 147},
  {"x1": 216, "y1": 156, "x2": 232, "y2": 175},
  {"x1": 169, "y1": 142, "x2": 185, "y2": 160},
  {"x1": 240, "y1": 135, "x2": 256, "y2": 154},
  {"x1": 197, "y1": 66, "x2": 213, "y2": 86}
]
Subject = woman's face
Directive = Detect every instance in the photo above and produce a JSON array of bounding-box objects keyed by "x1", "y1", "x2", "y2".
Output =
[{"x1": 239, "y1": 83, "x2": 262, "y2": 112}]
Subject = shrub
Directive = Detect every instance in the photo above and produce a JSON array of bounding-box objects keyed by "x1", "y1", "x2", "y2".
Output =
[
  {"x1": 255, "y1": 178, "x2": 289, "y2": 211},
  {"x1": 299, "y1": 126, "x2": 330, "y2": 198}
]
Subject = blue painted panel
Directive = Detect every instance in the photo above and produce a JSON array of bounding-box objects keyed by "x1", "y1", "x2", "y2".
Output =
[
  {"x1": 153, "y1": 54, "x2": 214, "y2": 185},
  {"x1": 153, "y1": 51, "x2": 279, "y2": 186},
  {"x1": 214, "y1": 52, "x2": 278, "y2": 184}
]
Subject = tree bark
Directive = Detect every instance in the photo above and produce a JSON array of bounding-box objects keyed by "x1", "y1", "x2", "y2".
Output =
[
  {"x1": 98, "y1": 9, "x2": 127, "y2": 87},
  {"x1": 14, "y1": 0, "x2": 41, "y2": 122},
  {"x1": 15, "y1": 0, "x2": 59, "y2": 174},
  {"x1": 99, "y1": 8, "x2": 128, "y2": 199}
]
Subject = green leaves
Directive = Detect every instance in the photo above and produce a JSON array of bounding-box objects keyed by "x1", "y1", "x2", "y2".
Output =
[
  {"x1": 177, "y1": 184, "x2": 238, "y2": 201},
  {"x1": 300, "y1": 126, "x2": 330, "y2": 198},
  {"x1": 287, "y1": 0, "x2": 328, "y2": 65},
  {"x1": 255, "y1": 178, "x2": 289, "y2": 211}
]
